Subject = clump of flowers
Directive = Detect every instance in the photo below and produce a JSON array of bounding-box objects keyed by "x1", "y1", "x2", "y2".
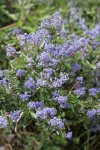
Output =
[
  {"x1": 0, "y1": 116, "x2": 8, "y2": 128},
  {"x1": 0, "y1": 11, "x2": 100, "y2": 141}
]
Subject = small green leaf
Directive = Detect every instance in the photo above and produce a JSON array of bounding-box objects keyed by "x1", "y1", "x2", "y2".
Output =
[
  {"x1": 30, "y1": 112, "x2": 36, "y2": 119},
  {"x1": 10, "y1": 54, "x2": 27, "y2": 69}
]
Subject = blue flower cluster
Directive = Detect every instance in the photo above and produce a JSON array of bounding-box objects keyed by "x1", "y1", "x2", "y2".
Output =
[
  {"x1": 21, "y1": 92, "x2": 31, "y2": 101},
  {"x1": 53, "y1": 96, "x2": 70, "y2": 108},
  {"x1": 87, "y1": 109, "x2": 100, "y2": 132},
  {"x1": 65, "y1": 131, "x2": 73, "y2": 140},
  {"x1": 87, "y1": 109, "x2": 100, "y2": 119},
  {"x1": 16, "y1": 69, "x2": 26, "y2": 78},
  {"x1": 28, "y1": 101, "x2": 44, "y2": 109},
  {"x1": 36, "y1": 107, "x2": 56, "y2": 120},
  {"x1": 25, "y1": 77, "x2": 35, "y2": 89},
  {"x1": 74, "y1": 87, "x2": 86, "y2": 96},
  {"x1": 0, "y1": 116, "x2": 8, "y2": 128},
  {"x1": 89, "y1": 88, "x2": 100, "y2": 96},
  {"x1": 9, "y1": 110, "x2": 21, "y2": 122},
  {"x1": 6, "y1": 45, "x2": 17, "y2": 57},
  {"x1": 48, "y1": 117, "x2": 65, "y2": 129},
  {"x1": 40, "y1": 12, "x2": 63, "y2": 32}
]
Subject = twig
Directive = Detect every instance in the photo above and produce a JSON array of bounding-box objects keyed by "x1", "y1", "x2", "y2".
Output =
[
  {"x1": 68, "y1": 80, "x2": 80, "y2": 94},
  {"x1": 0, "y1": 23, "x2": 16, "y2": 31},
  {"x1": 20, "y1": 131, "x2": 34, "y2": 135}
]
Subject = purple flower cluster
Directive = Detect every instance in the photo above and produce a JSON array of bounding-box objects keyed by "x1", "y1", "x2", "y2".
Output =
[
  {"x1": 42, "y1": 68, "x2": 53, "y2": 79},
  {"x1": 75, "y1": 77, "x2": 84, "y2": 89},
  {"x1": 87, "y1": 109, "x2": 97, "y2": 118},
  {"x1": 70, "y1": 8, "x2": 87, "y2": 30},
  {"x1": 21, "y1": 92, "x2": 31, "y2": 101},
  {"x1": 53, "y1": 45, "x2": 64, "y2": 58},
  {"x1": 19, "y1": 29, "x2": 51, "y2": 47},
  {"x1": 40, "y1": 12, "x2": 64, "y2": 32},
  {"x1": 73, "y1": 37, "x2": 88, "y2": 51},
  {"x1": 18, "y1": 33, "x2": 33, "y2": 46},
  {"x1": 44, "y1": 43, "x2": 55, "y2": 53},
  {"x1": 53, "y1": 90, "x2": 60, "y2": 98},
  {"x1": 36, "y1": 78, "x2": 48, "y2": 88},
  {"x1": 88, "y1": 24, "x2": 100, "y2": 39},
  {"x1": 52, "y1": 78, "x2": 64, "y2": 88},
  {"x1": 28, "y1": 101, "x2": 44, "y2": 109},
  {"x1": 72, "y1": 63, "x2": 82, "y2": 72},
  {"x1": 65, "y1": 131, "x2": 73, "y2": 140},
  {"x1": 9, "y1": 110, "x2": 21, "y2": 122},
  {"x1": 87, "y1": 109, "x2": 100, "y2": 119},
  {"x1": 87, "y1": 109, "x2": 100, "y2": 132},
  {"x1": 16, "y1": 69, "x2": 26, "y2": 78},
  {"x1": 74, "y1": 87, "x2": 86, "y2": 96},
  {"x1": 60, "y1": 29, "x2": 66, "y2": 37},
  {"x1": 38, "y1": 52, "x2": 57, "y2": 67},
  {"x1": 52, "y1": 73, "x2": 69, "y2": 88},
  {"x1": 76, "y1": 77, "x2": 83, "y2": 83},
  {"x1": 0, "y1": 77, "x2": 8, "y2": 87},
  {"x1": 6, "y1": 45, "x2": 17, "y2": 57},
  {"x1": 25, "y1": 77, "x2": 35, "y2": 89},
  {"x1": 89, "y1": 88, "x2": 98, "y2": 96},
  {"x1": 0, "y1": 116, "x2": 8, "y2": 128},
  {"x1": 52, "y1": 37, "x2": 88, "y2": 59},
  {"x1": 32, "y1": 29, "x2": 51, "y2": 46},
  {"x1": 13, "y1": 28, "x2": 21, "y2": 35},
  {"x1": 54, "y1": 96, "x2": 70, "y2": 108},
  {"x1": 48, "y1": 117, "x2": 65, "y2": 129},
  {"x1": 71, "y1": 63, "x2": 81, "y2": 76},
  {"x1": 36, "y1": 107, "x2": 56, "y2": 119},
  {"x1": 50, "y1": 12, "x2": 64, "y2": 31}
]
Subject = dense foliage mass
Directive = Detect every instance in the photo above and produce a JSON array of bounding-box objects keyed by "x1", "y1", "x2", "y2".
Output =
[{"x1": 0, "y1": 0, "x2": 100, "y2": 149}]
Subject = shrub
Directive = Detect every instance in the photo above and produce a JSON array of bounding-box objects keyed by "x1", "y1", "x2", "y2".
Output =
[{"x1": 0, "y1": 10, "x2": 100, "y2": 149}]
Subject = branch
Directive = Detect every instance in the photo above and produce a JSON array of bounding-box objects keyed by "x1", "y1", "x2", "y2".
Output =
[{"x1": 0, "y1": 23, "x2": 16, "y2": 31}]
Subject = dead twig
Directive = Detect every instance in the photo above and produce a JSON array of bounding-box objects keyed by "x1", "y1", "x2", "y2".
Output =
[
  {"x1": 68, "y1": 80, "x2": 80, "y2": 94},
  {"x1": 0, "y1": 23, "x2": 16, "y2": 31}
]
